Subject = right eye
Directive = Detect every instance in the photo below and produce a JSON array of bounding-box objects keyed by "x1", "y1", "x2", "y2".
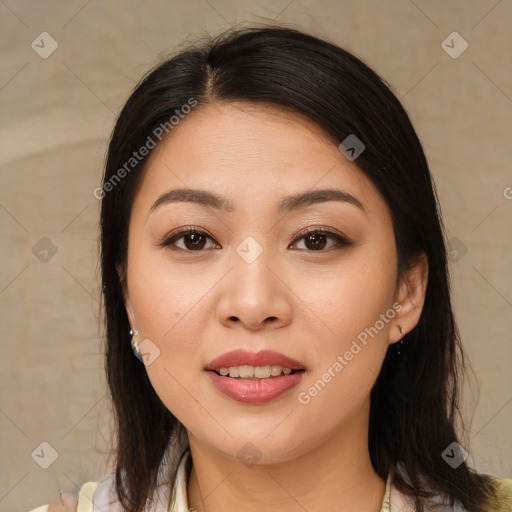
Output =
[{"x1": 159, "y1": 227, "x2": 220, "y2": 252}]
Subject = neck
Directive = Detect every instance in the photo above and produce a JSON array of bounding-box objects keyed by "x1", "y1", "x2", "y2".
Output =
[{"x1": 185, "y1": 403, "x2": 386, "y2": 512}]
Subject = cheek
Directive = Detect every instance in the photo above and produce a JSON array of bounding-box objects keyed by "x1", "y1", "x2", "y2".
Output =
[
  {"x1": 298, "y1": 245, "x2": 397, "y2": 344},
  {"x1": 127, "y1": 243, "x2": 212, "y2": 338},
  {"x1": 127, "y1": 269, "x2": 205, "y2": 426},
  {"x1": 294, "y1": 245, "x2": 397, "y2": 399},
  {"x1": 125, "y1": 247, "x2": 218, "y2": 415}
]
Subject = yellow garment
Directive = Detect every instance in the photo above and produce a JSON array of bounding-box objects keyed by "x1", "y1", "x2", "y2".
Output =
[{"x1": 27, "y1": 451, "x2": 512, "y2": 512}]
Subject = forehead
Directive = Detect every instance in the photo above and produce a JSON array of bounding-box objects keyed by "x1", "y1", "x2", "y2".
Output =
[{"x1": 132, "y1": 101, "x2": 385, "y2": 217}]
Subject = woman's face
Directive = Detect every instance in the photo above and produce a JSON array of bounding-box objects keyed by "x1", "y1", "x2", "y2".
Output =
[{"x1": 123, "y1": 101, "x2": 409, "y2": 463}]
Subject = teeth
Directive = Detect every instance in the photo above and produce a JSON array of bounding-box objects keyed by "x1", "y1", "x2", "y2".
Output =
[{"x1": 217, "y1": 365, "x2": 294, "y2": 379}]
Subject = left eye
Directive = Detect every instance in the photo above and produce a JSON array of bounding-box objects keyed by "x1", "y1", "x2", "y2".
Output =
[
  {"x1": 291, "y1": 229, "x2": 348, "y2": 251},
  {"x1": 159, "y1": 228, "x2": 349, "y2": 252}
]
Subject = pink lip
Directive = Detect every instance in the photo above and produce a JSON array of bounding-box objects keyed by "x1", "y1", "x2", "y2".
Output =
[
  {"x1": 206, "y1": 370, "x2": 305, "y2": 404},
  {"x1": 204, "y1": 349, "x2": 306, "y2": 404},
  {"x1": 204, "y1": 349, "x2": 306, "y2": 371}
]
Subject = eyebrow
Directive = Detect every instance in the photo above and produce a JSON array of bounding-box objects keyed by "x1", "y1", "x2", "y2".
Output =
[{"x1": 149, "y1": 187, "x2": 365, "y2": 215}]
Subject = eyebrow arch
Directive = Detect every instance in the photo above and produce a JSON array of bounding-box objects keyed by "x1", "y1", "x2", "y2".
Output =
[{"x1": 149, "y1": 187, "x2": 365, "y2": 215}]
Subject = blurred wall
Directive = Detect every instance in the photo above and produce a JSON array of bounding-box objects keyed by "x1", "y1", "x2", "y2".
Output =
[{"x1": 1, "y1": 1, "x2": 511, "y2": 510}]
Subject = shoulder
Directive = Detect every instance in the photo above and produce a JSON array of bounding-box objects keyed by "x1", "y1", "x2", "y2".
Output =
[
  {"x1": 26, "y1": 428, "x2": 190, "y2": 512},
  {"x1": 26, "y1": 481, "x2": 101, "y2": 512},
  {"x1": 390, "y1": 465, "x2": 512, "y2": 512}
]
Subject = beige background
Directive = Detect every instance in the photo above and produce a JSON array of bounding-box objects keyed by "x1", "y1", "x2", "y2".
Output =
[{"x1": 1, "y1": 1, "x2": 511, "y2": 510}]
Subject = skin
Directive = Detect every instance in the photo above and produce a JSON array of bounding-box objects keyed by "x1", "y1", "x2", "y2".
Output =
[{"x1": 121, "y1": 101, "x2": 428, "y2": 512}]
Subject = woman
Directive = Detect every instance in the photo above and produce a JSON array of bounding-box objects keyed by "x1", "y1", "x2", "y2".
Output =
[{"x1": 31, "y1": 25, "x2": 512, "y2": 512}]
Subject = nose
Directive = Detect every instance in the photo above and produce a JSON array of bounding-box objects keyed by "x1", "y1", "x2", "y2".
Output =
[{"x1": 216, "y1": 248, "x2": 293, "y2": 331}]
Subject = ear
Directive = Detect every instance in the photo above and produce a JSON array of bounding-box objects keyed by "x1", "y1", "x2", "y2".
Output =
[
  {"x1": 389, "y1": 253, "x2": 428, "y2": 345},
  {"x1": 117, "y1": 263, "x2": 137, "y2": 330}
]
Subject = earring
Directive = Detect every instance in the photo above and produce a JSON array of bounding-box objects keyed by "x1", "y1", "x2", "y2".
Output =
[
  {"x1": 397, "y1": 324, "x2": 405, "y2": 355},
  {"x1": 130, "y1": 328, "x2": 140, "y2": 355}
]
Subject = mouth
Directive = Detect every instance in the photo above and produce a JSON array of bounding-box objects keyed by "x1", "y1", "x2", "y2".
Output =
[{"x1": 203, "y1": 349, "x2": 307, "y2": 403}]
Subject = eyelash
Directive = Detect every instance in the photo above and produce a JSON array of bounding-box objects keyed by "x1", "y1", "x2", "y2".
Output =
[{"x1": 158, "y1": 225, "x2": 351, "y2": 253}]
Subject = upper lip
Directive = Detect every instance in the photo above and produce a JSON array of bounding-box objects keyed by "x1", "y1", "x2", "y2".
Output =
[{"x1": 204, "y1": 349, "x2": 306, "y2": 371}]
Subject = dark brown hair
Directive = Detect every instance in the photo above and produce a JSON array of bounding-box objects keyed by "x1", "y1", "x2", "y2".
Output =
[{"x1": 100, "y1": 25, "x2": 498, "y2": 511}]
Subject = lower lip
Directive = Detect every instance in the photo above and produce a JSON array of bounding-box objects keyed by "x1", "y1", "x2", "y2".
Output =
[{"x1": 205, "y1": 370, "x2": 305, "y2": 404}]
